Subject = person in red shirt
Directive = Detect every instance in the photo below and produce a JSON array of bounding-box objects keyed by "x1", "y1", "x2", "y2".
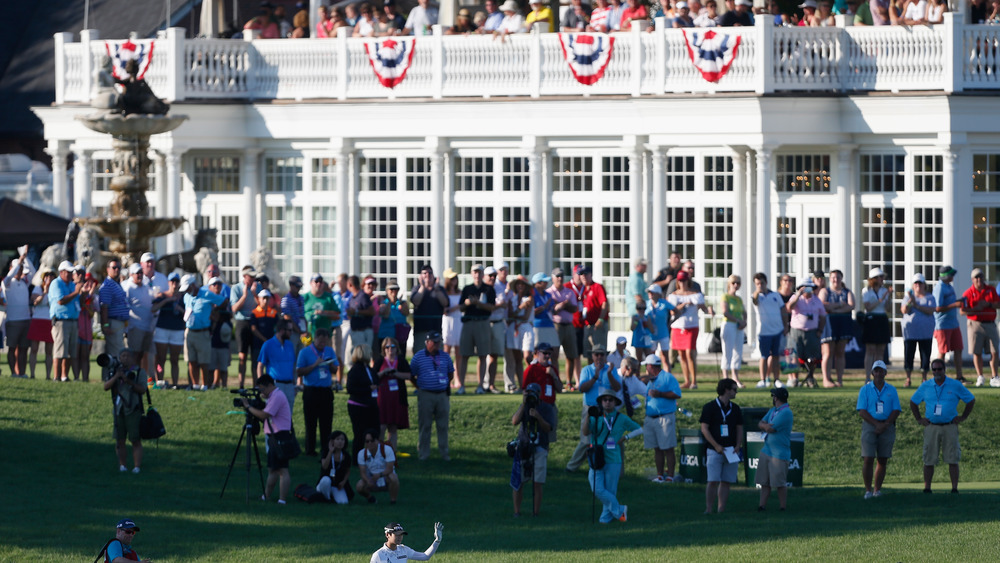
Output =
[
  {"x1": 620, "y1": 0, "x2": 649, "y2": 30},
  {"x1": 522, "y1": 342, "x2": 563, "y2": 405},
  {"x1": 961, "y1": 268, "x2": 1000, "y2": 387},
  {"x1": 580, "y1": 266, "x2": 610, "y2": 361},
  {"x1": 568, "y1": 265, "x2": 588, "y2": 389}
]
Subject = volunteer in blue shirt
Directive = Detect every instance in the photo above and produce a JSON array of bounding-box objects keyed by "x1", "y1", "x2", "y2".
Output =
[
  {"x1": 49, "y1": 260, "x2": 84, "y2": 383},
  {"x1": 932, "y1": 265, "x2": 966, "y2": 383},
  {"x1": 757, "y1": 386, "x2": 793, "y2": 511},
  {"x1": 181, "y1": 274, "x2": 227, "y2": 390},
  {"x1": 566, "y1": 346, "x2": 622, "y2": 472},
  {"x1": 297, "y1": 327, "x2": 339, "y2": 457},
  {"x1": 645, "y1": 284, "x2": 674, "y2": 368},
  {"x1": 909, "y1": 358, "x2": 976, "y2": 494},
  {"x1": 856, "y1": 360, "x2": 900, "y2": 499},
  {"x1": 640, "y1": 355, "x2": 681, "y2": 483},
  {"x1": 259, "y1": 319, "x2": 298, "y2": 414}
]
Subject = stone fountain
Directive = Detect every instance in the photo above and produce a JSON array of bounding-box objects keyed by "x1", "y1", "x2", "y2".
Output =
[{"x1": 74, "y1": 55, "x2": 188, "y2": 265}]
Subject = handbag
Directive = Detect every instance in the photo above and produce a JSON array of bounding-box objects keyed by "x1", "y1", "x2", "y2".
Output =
[
  {"x1": 139, "y1": 389, "x2": 166, "y2": 440},
  {"x1": 269, "y1": 429, "x2": 301, "y2": 460}
]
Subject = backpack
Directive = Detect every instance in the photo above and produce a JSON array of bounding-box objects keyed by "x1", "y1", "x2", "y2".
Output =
[
  {"x1": 294, "y1": 483, "x2": 326, "y2": 503},
  {"x1": 94, "y1": 538, "x2": 138, "y2": 563}
]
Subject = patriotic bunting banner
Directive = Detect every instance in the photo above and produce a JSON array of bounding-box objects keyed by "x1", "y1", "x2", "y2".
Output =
[
  {"x1": 106, "y1": 40, "x2": 154, "y2": 80},
  {"x1": 682, "y1": 29, "x2": 741, "y2": 83},
  {"x1": 364, "y1": 37, "x2": 417, "y2": 89},
  {"x1": 557, "y1": 33, "x2": 615, "y2": 86}
]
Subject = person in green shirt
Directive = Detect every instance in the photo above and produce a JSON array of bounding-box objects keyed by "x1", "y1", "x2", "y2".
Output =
[
  {"x1": 852, "y1": 0, "x2": 874, "y2": 25},
  {"x1": 583, "y1": 388, "x2": 642, "y2": 523},
  {"x1": 304, "y1": 274, "x2": 343, "y2": 386}
]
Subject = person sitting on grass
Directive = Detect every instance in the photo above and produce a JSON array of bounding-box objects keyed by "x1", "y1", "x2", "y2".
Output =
[
  {"x1": 317, "y1": 430, "x2": 354, "y2": 504},
  {"x1": 356, "y1": 428, "x2": 399, "y2": 504}
]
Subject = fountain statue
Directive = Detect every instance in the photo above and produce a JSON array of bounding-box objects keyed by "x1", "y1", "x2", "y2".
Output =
[{"x1": 75, "y1": 56, "x2": 188, "y2": 266}]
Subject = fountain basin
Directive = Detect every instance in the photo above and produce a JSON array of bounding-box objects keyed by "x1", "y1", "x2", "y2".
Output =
[{"x1": 76, "y1": 113, "x2": 189, "y2": 137}]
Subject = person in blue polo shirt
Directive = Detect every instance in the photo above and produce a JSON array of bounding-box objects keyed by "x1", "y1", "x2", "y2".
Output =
[
  {"x1": 50, "y1": 260, "x2": 84, "y2": 383},
  {"x1": 181, "y1": 274, "x2": 227, "y2": 390},
  {"x1": 640, "y1": 355, "x2": 681, "y2": 483},
  {"x1": 98, "y1": 517, "x2": 150, "y2": 563},
  {"x1": 259, "y1": 319, "x2": 298, "y2": 415},
  {"x1": 757, "y1": 386, "x2": 793, "y2": 511},
  {"x1": 909, "y1": 358, "x2": 976, "y2": 494},
  {"x1": 856, "y1": 360, "x2": 900, "y2": 499},
  {"x1": 411, "y1": 332, "x2": 455, "y2": 461}
]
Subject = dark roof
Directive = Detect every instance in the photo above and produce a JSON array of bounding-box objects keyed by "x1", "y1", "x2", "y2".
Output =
[{"x1": 0, "y1": 197, "x2": 71, "y2": 249}]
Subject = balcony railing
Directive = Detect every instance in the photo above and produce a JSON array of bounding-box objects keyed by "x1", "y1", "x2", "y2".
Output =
[{"x1": 54, "y1": 13, "x2": 1000, "y2": 105}]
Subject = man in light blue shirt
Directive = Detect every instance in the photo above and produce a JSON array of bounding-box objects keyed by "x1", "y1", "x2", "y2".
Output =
[
  {"x1": 640, "y1": 355, "x2": 681, "y2": 483},
  {"x1": 259, "y1": 319, "x2": 298, "y2": 414},
  {"x1": 624, "y1": 259, "x2": 648, "y2": 318},
  {"x1": 757, "y1": 386, "x2": 793, "y2": 511},
  {"x1": 49, "y1": 260, "x2": 83, "y2": 382},
  {"x1": 909, "y1": 358, "x2": 976, "y2": 493},
  {"x1": 566, "y1": 346, "x2": 621, "y2": 472},
  {"x1": 856, "y1": 360, "x2": 900, "y2": 499},
  {"x1": 182, "y1": 274, "x2": 227, "y2": 390},
  {"x1": 932, "y1": 265, "x2": 965, "y2": 383},
  {"x1": 645, "y1": 285, "x2": 674, "y2": 367}
]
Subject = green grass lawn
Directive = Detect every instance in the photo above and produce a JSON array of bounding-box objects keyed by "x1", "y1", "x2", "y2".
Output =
[{"x1": 2, "y1": 362, "x2": 999, "y2": 562}]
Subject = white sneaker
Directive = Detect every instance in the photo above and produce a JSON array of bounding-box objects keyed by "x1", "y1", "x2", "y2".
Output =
[
  {"x1": 863, "y1": 491, "x2": 873, "y2": 500},
  {"x1": 976, "y1": 375, "x2": 986, "y2": 387},
  {"x1": 872, "y1": 490, "x2": 883, "y2": 498},
  {"x1": 131, "y1": 467, "x2": 141, "y2": 474},
  {"x1": 651, "y1": 475, "x2": 666, "y2": 483},
  {"x1": 774, "y1": 379, "x2": 784, "y2": 389},
  {"x1": 756, "y1": 380, "x2": 767, "y2": 388},
  {"x1": 119, "y1": 465, "x2": 127, "y2": 472},
  {"x1": 991, "y1": 377, "x2": 1000, "y2": 388}
]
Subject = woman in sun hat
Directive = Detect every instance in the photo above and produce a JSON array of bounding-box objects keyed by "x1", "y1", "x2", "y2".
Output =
[{"x1": 861, "y1": 267, "x2": 892, "y2": 381}]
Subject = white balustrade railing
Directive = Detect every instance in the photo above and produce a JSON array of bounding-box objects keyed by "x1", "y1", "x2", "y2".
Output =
[{"x1": 54, "y1": 13, "x2": 1000, "y2": 106}]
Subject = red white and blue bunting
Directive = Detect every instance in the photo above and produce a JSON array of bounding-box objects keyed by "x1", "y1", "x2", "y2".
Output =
[
  {"x1": 106, "y1": 40, "x2": 155, "y2": 80},
  {"x1": 557, "y1": 33, "x2": 615, "y2": 86},
  {"x1": 364, "y1": 37, "x2": 417, "y2": 89},
  {"x1": 682, "y1": 29, "x2": 740, "y2": 83}
]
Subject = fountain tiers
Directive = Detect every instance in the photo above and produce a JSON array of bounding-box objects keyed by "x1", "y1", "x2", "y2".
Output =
[{"x1": 75, "y1": 112, "x2": 188, "y2": 264}]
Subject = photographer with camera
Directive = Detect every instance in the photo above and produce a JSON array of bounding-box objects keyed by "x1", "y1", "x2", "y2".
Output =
[
  {"x1": 584, "y1": 388, "x2": 642, "y2": 524},
  {"x1": 521, "y1": 342, "x2": 562, "y2": 441},
  {"x1": 240, "y1": 373, "x2": 292, "y2": 504},
  {"x1": 510, "y1": 383, "x2": 555, "y2": 517},
  {"x1": 101, "y1": 348, "x2": 147, "y2": 473}
]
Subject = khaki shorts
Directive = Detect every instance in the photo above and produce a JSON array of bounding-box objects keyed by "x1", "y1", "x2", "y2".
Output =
[
  {"x1": 185, "y1": 328, "x2": 212, "y2": 364},
  {"x1": 51, "y1": 319, "x2": 78, "y2": 359},
  {"x1": 643, "y1": 412, "x2": 677, "y2": 450},
  {"x1": 860, "y1": 421, "x2": 896, "y2": 458},
  {"x1": 114, "y1": 409, "x2": 142, "y2": 442},
  {"x1": 923, "y1": 423, "x2": 961, "y2": 465},
  {"x1": 968, "y1": 320, "x2": 1000, "y2": 356},
  {"x1": 211, "y1": 347, "x2": 232, "y2": 371},
  {"x1": 518, "y1": 447, "x2": 549, "y2": 485},
  {"x1": 534, "y1": 327, "x2": 559, "y2": 349},
  {"x1": 755, "y1": 452, "x2": 789, "y2": 488},
  {"x1": 460, "y1": 319, "x2": 491, "y2": 357},
  {"x1": 556, "y1": 323, "x2": 578, "y2": 358},
  {"x1": 489, "y1": 321, "x2": 506, "y2": 356},
  {"x1": 127, "y1": 328, "x2": 154, "y2": 353}
]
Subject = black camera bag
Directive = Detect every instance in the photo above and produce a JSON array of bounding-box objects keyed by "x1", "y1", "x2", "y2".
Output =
[{"x1": 140, "y1": 389, "x2": 167, "y2": 440}]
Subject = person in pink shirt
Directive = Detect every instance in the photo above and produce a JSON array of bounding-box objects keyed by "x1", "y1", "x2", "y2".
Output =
[
  {"x1": 241, "y1": 373, "x2": 293, "y2": 503},
  {"x1": 620, "y1": 0, "x2": 649, "y2": 30},
  {"x1": 786, "y1": 281, "x2": 827, "y2": 388}
]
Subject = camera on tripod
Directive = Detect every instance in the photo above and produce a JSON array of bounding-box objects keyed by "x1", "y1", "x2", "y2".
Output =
[{"x1": 231, "y1": 388, "x2": 265, "y2": 410}]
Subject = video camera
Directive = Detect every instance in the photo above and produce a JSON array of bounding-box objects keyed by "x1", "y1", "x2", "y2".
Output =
[{"x1": 231, "y1": 387, "x2": 265, "y2": 410}]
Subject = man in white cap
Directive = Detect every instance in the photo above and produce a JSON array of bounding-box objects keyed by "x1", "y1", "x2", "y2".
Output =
[
  {"x1": 231, "y1": 265, "x2": 261, "y2": 388},
  {"x1": 181, "y1": 274, "x2": 227, "y2": 390},
  {"x1": 717, "y1": 0, "x2": 754, "y2": 25},
  {"x1": 122, "y1": 263, "x2": 155, "y2": 370},
  {"x1": 960, "y1": 268, "x2": 1000, "y2": 387},
  {"x1": 49, "y1": 260, "x2": 84, "y2": 382},
  {"x1": 856, "y1": 360, "x2": 900, "y2": 499},
  {"x1": 370, "y1": 522, "x2": 443, "y2": 563},
  {"x1": 607, "y1": 335, "x2": 631, "y2": 374},
  {"x1": 2, "y1": 249, "x2": 35, "y2": 377},
  {"x1": 641, "y1": 355, "x2": 681, "y2": 483}
]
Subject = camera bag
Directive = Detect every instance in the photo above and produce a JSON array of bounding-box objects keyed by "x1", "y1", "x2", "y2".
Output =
[
  {"x1": 139, "y1": 388, "x2": 167, "y2": 440},
  {"x1": 269, "y1": 429, "x2": 302, "y2": 460}
]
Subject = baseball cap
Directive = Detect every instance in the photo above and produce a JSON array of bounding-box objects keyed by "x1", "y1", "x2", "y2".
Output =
[
  {"x1": 535, "y1": 342, "x2": 553, "y2": 352},
  {"x1": 573, "y1": 264, "x2": 584, "y2": 274},
  {"x1": 288, "y1": 275, "x2": 302, "y2": 286},
  {"x1": 386, "y1": 280, "x2": 400, "y2": 290},
  {"x1": 912, "y1": 273, "x2": 926, "y2": 284},
  {"x1": 551, "y1": 267, "x2": 565, "y2": 277},
  {"x1": 577, "y1": 265, "x2": 592, "y2": 275},
  {"x1": 939, "y1": 265, "x2": 957, "y2": 278},
  {"x1": 484, "y1": 266, "x2": 498, "y2": 276},
  {"x1": 532, "y1": 272, "x2": 551, "y2": 284},
  {"x1": 255, "y1": 273, "x2": 270, "y2": 282},
  {"x1": 798, "y1": 280, "x2": 816, "y2": 289},
  {"x1": 641, "y1": 355, "x2": 662, "y2": 365},
  {"x1": 868, "y1": 267, "x2": 885, "y2": 279},
  {"x1": 770, "y1": 387, "x2": 789, "y2": 401},
  {"x1": 635, "y1": 258, "x2": 648, "y2": 267},
  {"x1": 812, "y1": 269, "x2": 825, "y2": 279},
  {"x1": 495, "y1": 261, "x2": 509, "y2": 271},
  {"x1": 311, "y1": 273, "x2": 324, "y2": 282},
  {"x1": 58, "y1": 260, "x2": 74, "y2": 272},
  {"x1": 168, "y1": 272, "x2": 181, "y2": 282},
  {"x1": 364, "y1": 276, "x2": 377, "y2": 286},
  {"x1": 737, "y1": 0, "x2": 753, "y2": 5},
  {"x1": 384, "y1": 522, "x2": 407, "y2": 535},
  {"x1": 116, "y1": 518, "x2": 140, "y2": 531},
  {"x1": 241, "y1": 265, "x2": 255, "y2": 275},
  {"x1": 799, "y1": 0, "x2": 818, "y2": 7},
  {"x1": 179, "y1": 274, "x2": 196, "y2": 292},
  {"x1": 208, "y1": 277, "x2": 223, "y2": 286},
  {"x1": 676, "y1": 1, "x2": 689, "y2": 7},
  {"x1": 74, "y1": 264, "x2": 85, "y2": 273},
  {"x1": 140, "y1": 252, "x2": 155, "y2": 263},
  {"x1": 871, "y1": 360, "x2": 887, "y2": 374},
  {"x1": 258, "y1": 289, "x2": 272, "y2": 298},
  {"x1": 647, "y1": 284, "x2": 663, "y2": 294},
  {"x1": 425, "y1": 331, "x2": 443, "y2": 342},
  {"x1": 971, "y1": 268, "x2": 985, "y2": 279},
  {"x1": 524, "y1": 382, "x2": 542, "y2": 397},
  {"x1": 471, "y1": 263, "x2": 485, "y2": 272},
  {"x1": 616, "y1": 336, "x2": 627, "y2": 346},
  {"x1": 676, "y1": 270, "x2": 690, "y2": 282},
  {"x1": 129, "y1": 263, "x2": 142, "y2": 274}
]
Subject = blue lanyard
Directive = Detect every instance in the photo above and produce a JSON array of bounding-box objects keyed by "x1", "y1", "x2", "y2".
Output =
[
  {"x1": 769, "y1": 404, "x2": 788, "y2": 423},
  {"x1": 716, "y1": 398, "x2": 732, "y2": 424}
]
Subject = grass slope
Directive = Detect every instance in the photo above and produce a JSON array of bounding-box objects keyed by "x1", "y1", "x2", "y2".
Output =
[{"x1": 1, "y1": 366, "x2": 999, "y2": 562}]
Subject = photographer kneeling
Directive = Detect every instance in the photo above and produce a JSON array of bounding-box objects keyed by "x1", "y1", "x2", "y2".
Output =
[
  {"x1": 102, "y1": 349, "x2": 146, "y2": 473},
  {"x1": 241, "y1": 374, "x2": 292, "y2": 504},
  {"x1": 510, "y1": 383, "x2": 555, "y2": 517}
]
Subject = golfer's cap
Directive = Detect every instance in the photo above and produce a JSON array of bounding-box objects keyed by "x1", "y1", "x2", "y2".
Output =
[
  {"x1": 208, "y1": 277, "x2": 223, "y2": 286},
  {"x1": 140, "y1": 252, "x2": 155, "y2": 263},
  {"x1": 116, "y1": 518, "x2": 139, "y2": 531},
  {"x1": 425, "y1": 331, "x2": 443, "y2": 342},
  {"x1": 912, "y1": 273, "x2": 926, "y2": 284},
  {"x1": 484, "y1": 266, "x2": 498, "y2": 276},
  {"x1": 647, "y1": 284, "x2": 663, "y2": 294},
  {"x1": 129, "y1": 263, "x2": 142, "y2": 274},
  {"x1": 179, "y1": 274, "x2": 197, "y2": 291},
  {"x1": 871, "y1": 360, "x2": 887, "y2": 374},
  {"x1": 939, "y1": 265, "x2": 957, "y2": 278},
  {"x1": 384, "y1": 522, "x2": 407, "y2": 535},
  {"x1": 616, "y1": 336, "x2": 628, "y2": 345},
  {"x1": 641, "y1": 355, "x2": 662, "y2": 366},
  {"x1": 58, "y1": 260, "x2": 74, "y2": 272},
  {"x1": 257, "y1": 289, "x2": 272, "y2": 298}
]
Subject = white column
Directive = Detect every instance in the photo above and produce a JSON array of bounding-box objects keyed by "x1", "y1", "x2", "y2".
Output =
[
  {"x1": 46, "y1": 141, "x2": 70, "y2": 217},
  {"x1": 241, "y1": 148, "x2": 262, "y2": 267},
  {"x1": 334, "y1": 141, "x2": 351, "y2": 277},
  {"x1": 941, "y1": 146, "x2": 959, "y2": 272},
  {"x1": 754, "y1": 146, "x2": 774, "y2": 276},
  {"x1": 649, "y1": 147, "x2": 665, "y2": 269},
  {"x1": 442, "y1": 150, "x2": 454, "y2": 268},
  {"x1": 731, "y1": 148, "x2": 747, "y2": 281},
  {"x1": 73, "y1": 148, "x2": 92, "y2": 217},
  {"x1": 165, "y1": 149, "x2": 184, "y2": 253},
  {"x1": 428, "y1": 137, "x2": 446, "y2": 277},
  {"x1": 628, "y1": 140, "x2": 644, "y2": 263},
  {"x1": 525, "y1": 136, "x2": 544, "y2": 274},
  {"x1": 835, "y1": 147, "x2": 856, "y2": 285}
]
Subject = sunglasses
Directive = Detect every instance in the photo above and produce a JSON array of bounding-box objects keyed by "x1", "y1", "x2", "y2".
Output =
[
  {"x1": 121, "y1": 529, "x2": 137, "y2": 535},
  {"x1": 385, "y1": 344, "x2": 397, "y2": 349}
]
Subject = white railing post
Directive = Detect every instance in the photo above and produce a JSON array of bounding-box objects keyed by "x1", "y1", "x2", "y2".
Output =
[
  {"x1": 631, "y1": 25, "x2": 643, "y2": 97},
  {"x1": 337, "y1": 26, "x2": 349, "y2": 100},
  {"x1": 80, "y1": 29, "x2": 98, "y2": 104},
  {"x1": 243, "y1": 31, "x2": 257, "y2": 99},
  {"x1": 166, "y1": 27, "x2": 186, "y2": 102},
  {"x1": 530, "y1": 28, "x2": 541, "y2": 98},
  {"x1": 754, "y1": 17, "x2": 774, "y2": 95},
  {"x1": 432, "y1": 25, "x2": 444, "y2": 99},
  {"x1": 943, "y1": 12, "x2": 962, "y2": 94},
  {"x1": 654, "y1": 17, "x2": 666, "y2": 95},
  {"x1": 54, "y1": 32, "x2": 72, "y2": 105}
]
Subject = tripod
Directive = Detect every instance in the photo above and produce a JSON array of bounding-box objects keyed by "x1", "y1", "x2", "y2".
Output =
[{"x1": 220, "y1": 411, "x2": 265, "y2": 503}]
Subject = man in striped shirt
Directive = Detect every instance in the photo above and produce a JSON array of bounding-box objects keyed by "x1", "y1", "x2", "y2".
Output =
[{"x1": 99, "y1": 258, "x2": 130, "y2": 378}]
